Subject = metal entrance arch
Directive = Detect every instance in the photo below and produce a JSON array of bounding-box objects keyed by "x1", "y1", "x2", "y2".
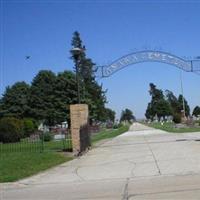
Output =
[{"x1": 96, "y1": 50, "x2": 200, "y2": 77}]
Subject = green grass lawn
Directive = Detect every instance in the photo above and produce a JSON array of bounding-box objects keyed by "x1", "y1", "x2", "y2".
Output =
[
  {"x1": 44, "y1": 139, "x2": 72, "y2": 151},
  {"x1": 0, "y1": 138, "x2": 72, "y2": 183},
  {"x1": 146, "y1": 122, "x2": 200, "y2": 133},
  {"x1": 0, "y1": 125, "x2": 129, "y2": 183},
  {"x1": 91, "y1": 125, "x2": 130, "y2": 144},
  {"x1": 0, "y1": 152, "x2": 72, "y2": 183}
]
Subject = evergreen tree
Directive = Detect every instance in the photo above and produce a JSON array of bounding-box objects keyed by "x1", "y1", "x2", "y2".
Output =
[
  {"x1": 70, "y1": 31, "x2": 107, "y2": 123},
  {"x1": 0, "y1": 82, "x2": 30, "y2": 118},
  {"x1": 178, "y1": 95, "x2": 190, "y2": 117},
  {"x1": 120, "y1": 109, "x2": 135, "y2": 122},
  {"x1": 192, "y1": 106, "x2": 200, "y2": 117},
  {"x1": 29, "y1": 70, "x2": 57, "y2": 125},
  {"x1": 149, "y1": 83, "x2": 164, "y2": 102},
  {"x1": 146, "y1": 83, "x2": 172, "y2": 120},
  {"x1": 165, "y1": 90, "x2": 191, "y2": 117},
  {"x1": 71, "y1": 31, "x2": 86, "y2": 76},
  {"x1": 99, "y1": 108, "x2": 116, "y2": 123},
  {"x1": 155, "y1": 99, "x2": 172, "y2": 120},
  {"x1": 105, "y1": 108, "x2": 115, "y2": 122},
  {"x1": 165, "y1": 90, "x2": 180, "y2": 115},
  {"x1": 145, "y1": 102, "x2": 154, "y2": 121},
  {"x1": 54, "y1": 71, "x2": 77, "y2": 125}
]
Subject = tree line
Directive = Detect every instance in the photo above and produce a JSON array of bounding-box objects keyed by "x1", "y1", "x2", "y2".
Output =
[
  {"x1": 0, "y1": 31, "x2": 115, "y2": 126},
  {"x1": 145, "y1": 83, "x2": 200, "y2": 122}
]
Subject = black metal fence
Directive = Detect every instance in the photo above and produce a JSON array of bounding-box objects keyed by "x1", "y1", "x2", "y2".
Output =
[
  {"x1": 0, "y1": 132, "x2": 72, "y2": 154},
  {"x1": 0, "y1": 126, "x2": 93, "y2": 154},
  {"x1": 80, "y1": 124, "x2": 91, "y2": 152},
  {"x1": 0, "y1": 137, "x2": 42, "y2": 153}
]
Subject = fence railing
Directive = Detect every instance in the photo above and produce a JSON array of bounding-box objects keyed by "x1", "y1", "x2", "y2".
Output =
[
  {"x1": 0, "y1": 139, "x2": 42, "y2": 153},
  {"x1": 80, "y1": 124, "x2": 91, "y2": 152},
  {"x1": 0, "y1": 132, "x2": 72, "y2": 154}
]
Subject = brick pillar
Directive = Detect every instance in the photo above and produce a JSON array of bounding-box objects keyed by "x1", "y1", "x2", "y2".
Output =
[{"x1": 70, "y1": 104, "x2": 88, "y2": 155}]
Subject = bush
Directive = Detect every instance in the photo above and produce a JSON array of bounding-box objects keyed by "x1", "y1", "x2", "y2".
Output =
[
  {"x1": 40, "y1": 132, "x2": 53, "y2": 142},
  {"x1": 173, "y1": 113, "x2": 181, "y2": 124},
  {"x1": 0, "y1": 117, "x2": 23, "y2": 143},
  {"x1": 118, "y1": 123, "x2": 124, "y2": 128},
  {"x1": 113, "y1": 124, "x2": 119, "y2": 129},
  {"x1": 112, "y1": 123, "x2": 124, "y2": 129},
  {"x1": 23, "y1": 118, "x2": 36, "y2": 137}
]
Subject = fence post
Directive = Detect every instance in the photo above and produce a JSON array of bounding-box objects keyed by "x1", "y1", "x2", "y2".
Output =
[
  {"x1": 40, "y1": 132, "x2": 44, "y2": 153},
  {"x1": 62, "y1": 134, "x2": 66, "y2": 151}
]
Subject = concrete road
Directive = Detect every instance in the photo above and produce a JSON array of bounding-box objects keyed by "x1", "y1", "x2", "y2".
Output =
[{"x1": 1, "y1": 123, "x2": 200, "y2": 200}]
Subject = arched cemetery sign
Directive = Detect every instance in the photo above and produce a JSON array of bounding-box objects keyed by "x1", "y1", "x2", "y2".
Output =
[{"x1": 96, "y1": 50, "x2": 200, "y2": 77}]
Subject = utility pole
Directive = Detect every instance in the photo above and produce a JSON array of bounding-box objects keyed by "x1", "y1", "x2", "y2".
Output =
[
  {"x1": 180, "y1": 70, "x2": 186, "y2": 118},
  {"x1": 70, "y1": 47, "x2": 85, "y2": 104}
]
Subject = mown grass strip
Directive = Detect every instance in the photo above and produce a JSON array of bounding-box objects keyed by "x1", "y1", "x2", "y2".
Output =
[
  {"x1": 0, "y1": 152, "x2": 72, "y2": 183},
  {"x1": 146, "y1": 122, "x2": 200, "y2": 133},
  {"x1": 91, "y1": 125, "x2": 130, "y2": 144}
]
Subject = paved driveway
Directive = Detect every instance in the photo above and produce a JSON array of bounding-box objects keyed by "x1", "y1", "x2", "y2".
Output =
[{"x1": 1, "y1": 123, "x2": 200, "y2": 199}]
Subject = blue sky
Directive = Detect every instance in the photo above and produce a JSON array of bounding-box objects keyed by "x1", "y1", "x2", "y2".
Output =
[{"x1": 1, "y1": 1, "x2": 200, "y2": 119}]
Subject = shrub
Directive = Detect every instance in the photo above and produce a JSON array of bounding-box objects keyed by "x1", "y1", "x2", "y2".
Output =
[
  {"x1": 113, "y1": 124, "x2": 119, "y2": 129},
  {"x1": 40, "y1": 132, "x2": 53, "y2": 142},
  {"x1": 173, "y1": 113, "x2": 181, "y2": 124},
  {"x1": 0, "y1": 117, "x2": 23, "y2": 143},
  {"x1": 23, "y1": 118, "x2": 36, "y2": 137},
  {"x1": 118, "y1": 123, "x2": 124, "y2": 128}
]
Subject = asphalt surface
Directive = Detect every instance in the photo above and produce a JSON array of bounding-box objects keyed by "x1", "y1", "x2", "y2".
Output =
[{"x1": 1, "y1": 123, "x2": 200, "y2": 200}]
